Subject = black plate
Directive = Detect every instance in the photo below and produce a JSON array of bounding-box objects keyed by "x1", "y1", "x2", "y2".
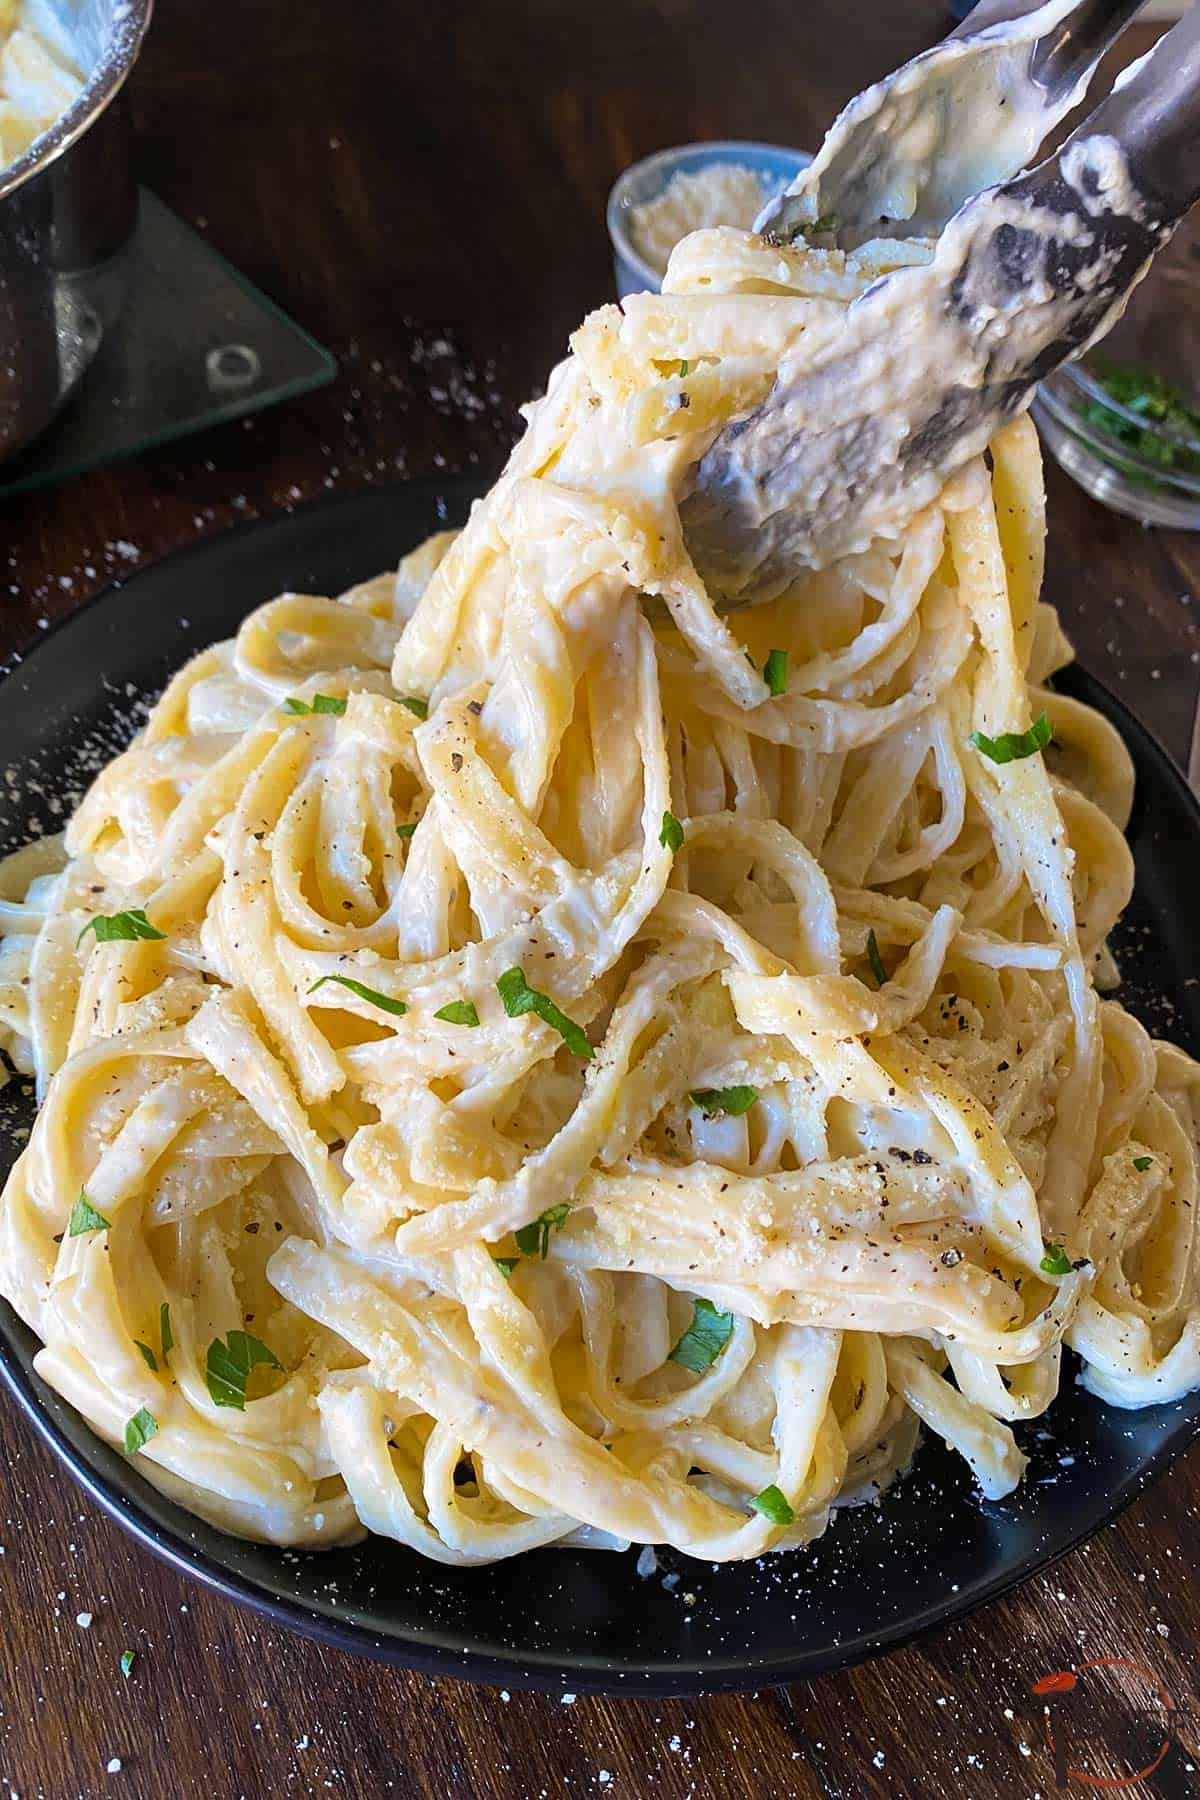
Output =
[{"x1": 1, "y1": 479, "x2": 1198, "y2": 1697}]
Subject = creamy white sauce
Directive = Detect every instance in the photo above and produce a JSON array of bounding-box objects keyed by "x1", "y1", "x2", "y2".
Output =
[
  {"x1": 686, "y1": 132, "x2": 1154, "y2": 591},
  {"x1": 1062, "y1": 133, "x2": 1143, "y2": 221},
  {"x1": 682, "y1": 0, "x2": 1171, "y2": 591},
  {"x1": 761, "y1": 0, "x2": 1092, "y2": 246},
  {"x1": 632, "y1": 164, "x2": 774, "y2": 277},
  {"x1": 0, "y1": 0, "x2": 82, "y2": 171}
]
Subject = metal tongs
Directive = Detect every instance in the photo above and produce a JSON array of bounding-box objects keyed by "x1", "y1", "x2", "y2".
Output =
[{"x1": 682, "y1": 0, "x2": 1200, "y2": 598}]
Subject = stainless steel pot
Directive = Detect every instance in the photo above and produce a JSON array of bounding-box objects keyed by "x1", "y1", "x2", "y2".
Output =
[{"x1": 0, "y1": 0, "x2": 153, "y2": 460}]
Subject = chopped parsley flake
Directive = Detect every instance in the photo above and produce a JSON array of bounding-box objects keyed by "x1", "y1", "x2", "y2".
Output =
[
  {"x1": 660, "y1": 810, "x2": 684, "y2": 853},
  {"x1": 68, "y1": 1192, "x2": 111, "y2": 1237},
  {"x1": 119, "y1": 1650, "x2": 135, "y2": 1679},
  {"x1": 969, "y1": 713, "x2": 1052, "y2": 764},
  {"x1": 492, "y1": 1256, "x2": 519, "y2": 1280},
  {"x1": 435, "y1": 999, "x2": 480, "y2": 1027},
  {"x1": 135, "y1": 1341, "x2": 157, "y2": 1372},
  {"x1": 1133, "y1": 1155, "x2": 1153, "y2": 1172},
  {"x1": 690, "y1": 1085, "x2": 758, "y2": 1120},
  {"x1": 283, "y1": 693, "x2": 347, "y2": 715},
  {"x1": 763, "y1": 648, "x2": 788, "y2": 696},
  {"x1": 779, "y1": 213, "x2": 839, "y2": 245},
  {"x1": 308, "y1": 974, "x2": 407, "y2": 1016},
  {"x1": 123, "y1": 1407, "x2": 158, "y2": 1456},
  {"x1": 866, "y1": 929, "x2": 887, "y2": 988},
  {"x1": 1081, "y1": 360, "x2": 1200, "y2": 490},
  {"x1": 398, "y1": 695, "x2": 429, "y2": 720},
  {"x1": 396, "y1": 821, "x2": 418, "y2": 839},
  {"x1": 160, "y1": 1302, "x2": 173, "y2": 1360},
  {"x1": 669, "y1": 1298, "x2": 734, "y2": 1374},
  {"x1": 205, "y1": 1330, "x2": 282, "y2": 1410},
  {"x1": 77, "y1": 908, "x2": 165, "y2": 948},
  {"x1": 751, "y1": 1484, "x2": 795, "y2": 1525},
  {"x1": 1039, "y1": 1244, "x2": 1073, "y2": 1276},
  {"x1": 514, "y1": 1203, "x2": 570, "y2": 1260},
  {"x1": 497, "y1": 967, "x2": 592, "y2": 1059}
]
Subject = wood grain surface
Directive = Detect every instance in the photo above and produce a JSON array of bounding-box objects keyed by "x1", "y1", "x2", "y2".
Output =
[{"x1": 2, "y1": 3, "x2": 1200, "y2": 1795}]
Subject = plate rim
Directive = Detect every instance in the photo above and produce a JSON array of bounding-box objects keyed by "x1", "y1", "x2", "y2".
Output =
[{"x1": 1, "y1": 480, "x2": 1198, "y2": 1697}]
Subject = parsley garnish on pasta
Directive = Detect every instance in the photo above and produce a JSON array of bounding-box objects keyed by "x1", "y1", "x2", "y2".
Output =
[
  {"x1": 283, "y1": 693, "x2": 347, "y2": 716},
  {"x1": 435, "y1": 999, "x2": 480, "y2": 1026},
  {"x1": 763, "y1": 648, "x2": 788, "y2": 696},
  {"x1": 205, "y1": 1332, "x2": 282, "y2": 1410},
  {"x1": 866, "y1": 930, "x2": 888, "y2": 988},
  {"x1": 514, "y1": 1205, "x2": 570, "y2": 1260},
  {"x1": 669, "y1": 1299, "x2": 734, "y2": 1373},
  {"x1": 969, "y1": 713, "x2": 1052, "y2": 764},
  {"x1": 123, "y1": 1408, "x2": 158, "y2": 1456},
  {"x1": 77, "y1": 909, "x2": 165, "y2": 947},
  {"x1": 690, "y1": 1085, "x2": 758, "y2": 1119},
  {"x1": 68, "y1": 1193, "x2": 110, "y2": 1237},
  {"x1": 308, "y1": 975, "x2": 407, "y2": 1016},
  {"x1": 751, "y1": 1485, "x2": 795, "y2": 1525},
  {"x1": 497, "y1": 968, "x2": 592, "y2": 1059}
]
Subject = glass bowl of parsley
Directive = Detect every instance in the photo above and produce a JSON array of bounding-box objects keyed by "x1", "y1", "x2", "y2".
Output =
[{"x1": 1033, "y1": 223, "x2": 1200, "y2": 527}]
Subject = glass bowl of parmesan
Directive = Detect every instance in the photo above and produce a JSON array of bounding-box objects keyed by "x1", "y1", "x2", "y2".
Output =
[{"x1": 607, "y1": 141, "x2": 811, "y2": 298}]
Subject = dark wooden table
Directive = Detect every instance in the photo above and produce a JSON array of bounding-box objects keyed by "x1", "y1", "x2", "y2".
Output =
[{"x1": 3, "y1": 3, "x2": 1200, "y2": 1795}]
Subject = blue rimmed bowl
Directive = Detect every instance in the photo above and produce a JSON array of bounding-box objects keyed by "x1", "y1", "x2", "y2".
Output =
[{"x1": 606, "y1": 140, "x2": 811, "y2": 298}]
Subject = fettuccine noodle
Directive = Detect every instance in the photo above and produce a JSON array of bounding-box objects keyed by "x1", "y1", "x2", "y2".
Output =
[{"x1": 1, "y1": 224, "x2": 1197, "y2": 1561}]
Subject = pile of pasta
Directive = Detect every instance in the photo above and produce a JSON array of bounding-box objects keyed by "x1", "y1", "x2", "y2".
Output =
[{"x1": 1, "y1": 224, "x2": 1198, "y2": 1562}]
